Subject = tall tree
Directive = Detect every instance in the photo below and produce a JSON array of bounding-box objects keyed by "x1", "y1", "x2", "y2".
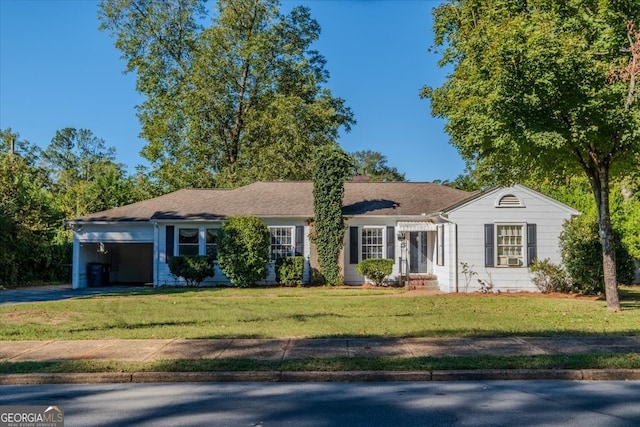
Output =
[
  {"x1": 99, "y1": 0, "x2": 354, "y2": 190},
  {"x1": 41, "y1": 127, "x2": 117, "y2": 191},
  {"x1": 350, "y1": 150, "x2": 406, "y2": 182},
  {"x1": 423, "y1": 0, "x2": 640, "y2": 311}
]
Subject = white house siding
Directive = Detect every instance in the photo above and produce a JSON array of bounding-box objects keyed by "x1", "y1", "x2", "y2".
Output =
[
  {"x1": 433, "y1": 223, "x2": 457, "y2": 293},
  {"x1": 156, "y1": 219, "x2": 311, "y2": 287},
  {"x1": 72, "y1": 223, "x2": 154, "y2": 289},
  {"x1": 343, "y1": 217, "x2": 404, "y2": 285},
  {"x1": 445, "y1": 186, "x2": 578, "y2": 293}
]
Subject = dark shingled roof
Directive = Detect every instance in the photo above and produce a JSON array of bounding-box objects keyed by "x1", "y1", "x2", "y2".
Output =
[{"x1": 70, "y1": 181, "x2": 472, "y2": 222}]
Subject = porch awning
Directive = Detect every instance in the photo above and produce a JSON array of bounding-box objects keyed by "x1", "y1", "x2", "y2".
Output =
[{"x1": 396, "y1": 221, "x2": 438, "y2": 232}]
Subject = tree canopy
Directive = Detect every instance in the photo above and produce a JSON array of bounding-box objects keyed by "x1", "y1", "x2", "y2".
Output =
[
  {"x1": 423, "y1": 0, "x2": 640, "y2": 311},
  {"x1": 99, "y1": 0, "x2": 354, "y2": 190},
  {"x1": 350, "y1": 150, "x2": 405, "y2": 182}
]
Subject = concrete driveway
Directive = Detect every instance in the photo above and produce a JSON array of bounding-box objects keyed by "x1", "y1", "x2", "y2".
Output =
[{"x1": 0, "y1": 285, "x2": 151, "y2": 306}]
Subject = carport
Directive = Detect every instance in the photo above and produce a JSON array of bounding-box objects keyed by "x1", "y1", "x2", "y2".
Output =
[{"x1": 70, "y1": 222, "x2": 155, "y2": 289}]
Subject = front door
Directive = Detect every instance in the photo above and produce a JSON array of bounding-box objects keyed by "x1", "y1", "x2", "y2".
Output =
[{"x1": 409, "y1": 231, "x2": 429, "y2": 273}]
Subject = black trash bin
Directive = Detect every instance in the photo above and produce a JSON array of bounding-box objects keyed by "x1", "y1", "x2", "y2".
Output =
[{"x1": 87, "y1": 262, "x2": 110, "y2": 287}]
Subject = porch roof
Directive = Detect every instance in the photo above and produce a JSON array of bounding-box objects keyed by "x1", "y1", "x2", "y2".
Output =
[{"x1": 397, "y1": 221, "x2": 438, "y2": 232}]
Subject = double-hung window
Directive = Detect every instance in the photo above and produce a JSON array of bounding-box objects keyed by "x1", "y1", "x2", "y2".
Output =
[
  {"x1": 178, "y1": 228, "x2": 199, "y2": 256},
  {"x1": 496, "y1": 225, "x2": 523, "y2": 267},
  {"x1": 485, "y1": 223, "x2": 536, "y2": 268},
  {"x1": 270, "y1": 227, "x2": 294, "y2": 260},
  {"x1": 361, "y1": 227, "x2": 384, "y2": 260}
]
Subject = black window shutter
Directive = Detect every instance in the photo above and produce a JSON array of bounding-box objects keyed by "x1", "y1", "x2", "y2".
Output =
[
  {"x1": 349, "y1": 226, "x2": 359, "y2": 264},
  {"x1": 295, "y1": 226, "x2": 304, "y2": 256},
  {"x1": 527, "y1": 223, "x2": 537, "y2": 265},
  {"x1": 166, "y1": 225, "x2": 174, "y2": 262},
  {"x1": 484, "y1": 224, "x2": 494, "y2": 267},
  {"x1": 386, "y1": 226, "x2": 395, "y2": 260}
]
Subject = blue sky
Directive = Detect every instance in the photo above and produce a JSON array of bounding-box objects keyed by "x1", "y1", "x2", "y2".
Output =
[{"x1": 0, "y1": 0, "x2": 465, "y2": 183}]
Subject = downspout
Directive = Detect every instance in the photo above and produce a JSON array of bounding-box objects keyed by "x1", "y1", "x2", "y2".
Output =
[{"x1": 153, "y1": 221, "x2": 159, "y2": 288}]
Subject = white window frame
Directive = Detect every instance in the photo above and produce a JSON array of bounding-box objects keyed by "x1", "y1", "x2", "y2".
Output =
[
  {"x1": 269, "y1": 226, "x2": 295, "y2": 261},
  {"x1": 496, "y1": 224, "x2": 525, "y2": 267},
  {"x1": 175, "y1": 226, "x2": 220, "y2": 259},
  {"x1": 361, "y1": 226, "x2": 385, "y2": 260},
  {"x1": 177, "y1": 228, "x2": 200, "y2": 256}
]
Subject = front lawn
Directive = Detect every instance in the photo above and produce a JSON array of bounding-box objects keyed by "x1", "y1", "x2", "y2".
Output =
[{"x1": 1, "y1": 286, "x2": 638, "y2": 340}]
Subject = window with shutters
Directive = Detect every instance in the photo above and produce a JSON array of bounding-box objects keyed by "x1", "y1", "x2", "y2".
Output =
[
  {"x1": 269, "y1": 227, "x2": 294, "y2": 260},
  {"x1": 496, "y1": 224, "x2": 524, "y2": 267},
  {"x1": 361, "y1": 227, "x2": 384, "y2": 260}
]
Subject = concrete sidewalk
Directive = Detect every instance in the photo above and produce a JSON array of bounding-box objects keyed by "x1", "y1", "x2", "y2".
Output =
[
  {"x1": 2, "y1": 337, "x2": 640, "y2": 384},
  {"x1": 3, "y1": 336, "x2": 640, "y2": 362}
]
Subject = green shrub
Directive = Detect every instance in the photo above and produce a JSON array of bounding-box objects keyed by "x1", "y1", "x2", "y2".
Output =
[
  {"x1": 356, "y1": 258, "x2": 393, "y2": 286},
  {"x1": 168, "y1": 255, "x2": 214, "y2": 287},
  {"x1": 217, "y1": 215, "x2": 270, "y2": 287},
  {"x1": 275, "y1": 256, "x2": 305, "y2": 287},
  {"x1": 560, "y1": 216, "x2": 635, "y2": 295},
  {"x1": 529, "y1": 258, "x2": 571, "y2": 293}
]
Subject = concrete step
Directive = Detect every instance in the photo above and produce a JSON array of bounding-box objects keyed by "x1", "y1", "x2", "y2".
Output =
[{"x1": 404, "y1": 274, "x2": 439, "y2": 291}]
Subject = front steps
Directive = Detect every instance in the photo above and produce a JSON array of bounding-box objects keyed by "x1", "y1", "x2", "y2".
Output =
[{"x1": 403, "y1": 274, "x2": 440, "y2": 291}]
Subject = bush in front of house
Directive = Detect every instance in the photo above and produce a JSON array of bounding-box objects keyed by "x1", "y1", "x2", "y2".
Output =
[
  {"x1": 528, "y1": 258, "x2": 571, "y2": 293},
  {"x1": 275, "y1": 256, "x2": 305, "y2": 287},
  {"x1": 356, "y1": 258, "x2": 393, "y2": 286},
  {"x1": 560, "y1": 215, "x2": 635, "y2": 295},
  {"x1": 217, "y1": 215, "x2": 270, "y2": 287},
  {"x1": 168, "y1": 255, "x2": 214, "y2": 287}
]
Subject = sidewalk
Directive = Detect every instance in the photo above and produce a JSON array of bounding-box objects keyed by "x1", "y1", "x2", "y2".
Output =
[
  {"x1": 3, "y1": 336, "x2": 640, "y2": 362},
  {"x1": 2, "y1": 337, "x2": 640, "y2": 384}
]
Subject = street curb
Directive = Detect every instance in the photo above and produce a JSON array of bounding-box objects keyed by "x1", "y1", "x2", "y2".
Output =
[{"x1": 2, "y1": 369, "x2": 640, "y2": 385}]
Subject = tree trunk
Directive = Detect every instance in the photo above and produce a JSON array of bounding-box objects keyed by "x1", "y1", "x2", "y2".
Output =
[{"x1": 589, "y1": 166, "x2": 621, "y2": 312}]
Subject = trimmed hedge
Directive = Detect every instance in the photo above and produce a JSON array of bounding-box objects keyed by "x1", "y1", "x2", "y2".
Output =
[
  {"x1": 275, "y1": 256, "x2": 305, "y2": 287},
  {"x1": 168, "y1": 255, "x2": 214, "y2": 287},
  {"x1": 356, "y1": 258, "x2": 393, "y2": 286}
]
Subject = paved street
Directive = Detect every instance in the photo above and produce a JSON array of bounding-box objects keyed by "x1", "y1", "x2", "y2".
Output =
[{"x1": 2, "y1": 380, "x2": 640, "y2": 426}]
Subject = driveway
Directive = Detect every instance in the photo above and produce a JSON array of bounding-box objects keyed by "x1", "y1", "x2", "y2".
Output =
[{"x1": 0, "y1": 285, "x2": 151, "y2": 306}]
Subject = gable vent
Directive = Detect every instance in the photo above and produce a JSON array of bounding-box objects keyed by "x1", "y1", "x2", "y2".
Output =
[{"x1": 498, "y1": 194, "x2": 522, "y2": 207}]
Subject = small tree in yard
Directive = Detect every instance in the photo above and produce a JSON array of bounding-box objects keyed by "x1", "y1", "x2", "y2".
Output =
[
  {"x1": 356, "y1": 259, "x2": 394, "y2": 286},
  {"x1": 217, "y1": 215, "x2": 270, "y2": 287},
  {"x1": 168, "y1": 255, "x2": 214, "y2": 287}
]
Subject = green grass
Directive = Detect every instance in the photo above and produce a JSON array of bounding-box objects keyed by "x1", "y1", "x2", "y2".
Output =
[
  {"x1": 1, "y1": 286, "x2": 639, "y2": 340},
  {"x1": 2, "y1": 353, "x2": 640, "y2": 374}
]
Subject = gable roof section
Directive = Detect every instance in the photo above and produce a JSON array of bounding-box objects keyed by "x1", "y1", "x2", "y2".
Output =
[
  {"x1": 441, "y1": 184, "x2": 580, "y2": 216},
  {"x1": 70, "y1": 181, "x2": 472, "y2": 222}
]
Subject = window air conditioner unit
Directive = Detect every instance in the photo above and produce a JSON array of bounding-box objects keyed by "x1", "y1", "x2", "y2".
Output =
[{"x1": 507, "y1": 257, "x2": 520, "y2": 266}]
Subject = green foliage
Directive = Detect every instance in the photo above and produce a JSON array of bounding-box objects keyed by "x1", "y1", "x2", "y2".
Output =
[
  {"x1": 560, "y1": 216, "x2": 635, "y2": 295},
  {"x1": 528, "y1": 259, "x2": 571, "y2": 294},
  {"x1": 99, "y1": 0, "x2": 354, "y2": 191},
  {"x1": 168, "y1": 255, "x2": 214, "y2": 287},
  {"x1": 0, "y1": 151, "x2": 69, "y2": 286},
  {"x1": 217, "y1": 215, "x2": 271, "y2": 287},
  {"x1": 350, "y1": 150, "x2": 405, "y2": 182},
  {"x1": 356, "y1": 258, "x2": 393, "y2": 286},
  {"x1": 275, "y1": 256, "x2": 305, "y2": 287},
  {"x1": 312, "y1": 145, "x2": 352, "y2": 286}
]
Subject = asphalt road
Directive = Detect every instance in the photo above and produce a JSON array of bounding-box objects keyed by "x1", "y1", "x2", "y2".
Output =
[{"x1": 2, "y1": 380, "x2": 640, "y2": 426}]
